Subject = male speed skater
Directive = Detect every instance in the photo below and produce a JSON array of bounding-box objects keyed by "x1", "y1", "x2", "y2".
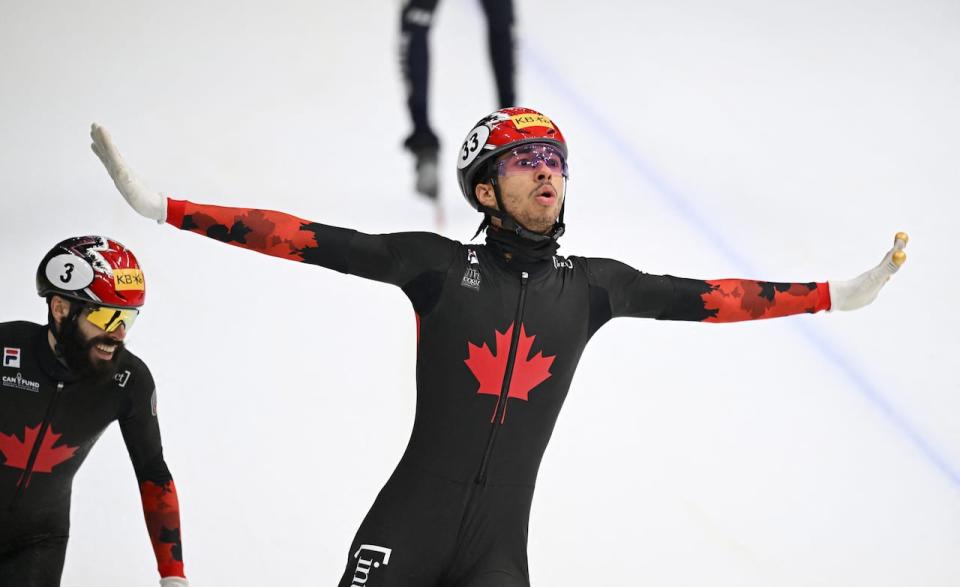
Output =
[
  {"x1": 90, "y1": 108, "x2": 906, "y2": 586},
  {"x1": 0, "y1": 236, "x2": 189, "y2": 587},
  {"x1": 401, "y1": 0, "x2": 516, "y2": 201}
]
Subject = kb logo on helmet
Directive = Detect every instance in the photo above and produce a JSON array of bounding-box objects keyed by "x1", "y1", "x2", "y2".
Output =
[
  {"x1": 511, "y1": 113, "x2": 554, "y2": 130},
  {"x1": 113, "y1": 269, "x2": 145, "y2": 291}
]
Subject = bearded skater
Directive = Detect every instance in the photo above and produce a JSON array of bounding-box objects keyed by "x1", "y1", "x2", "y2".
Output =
[{"x1": 0, "y1": 237, "x2": 188, "y2": 587}]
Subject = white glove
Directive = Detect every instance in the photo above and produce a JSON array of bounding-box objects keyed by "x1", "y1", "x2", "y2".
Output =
[
  {"x1": 90, "y1": 123, "x2": 167, "y2": 223},
  {"x1": 160, "y1": 577, "x2": 189, "y2": 587},
  {"x1": 828, "y1": 232, "x2": 908, "y2": 311}
]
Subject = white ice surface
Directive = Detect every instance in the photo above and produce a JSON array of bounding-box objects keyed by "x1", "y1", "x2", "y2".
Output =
[{"x1": 1, "y1": 1, "x2": 959, "y2": 585}]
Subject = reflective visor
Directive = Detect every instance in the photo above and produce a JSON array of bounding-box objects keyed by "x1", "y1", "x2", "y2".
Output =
[
  {"x1": 84, "y1": 306, "x2": 139, "y2": 333},
  {"x1": 496, "y1": 143, "x2": 569, "y2": 179}
]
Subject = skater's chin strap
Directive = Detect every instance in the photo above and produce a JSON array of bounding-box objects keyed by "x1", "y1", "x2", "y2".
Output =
[{"x1": 471, "y1": 176, "x2": 566, "y2": 243}]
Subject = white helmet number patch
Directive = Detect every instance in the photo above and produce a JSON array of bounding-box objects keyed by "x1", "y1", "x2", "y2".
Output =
[
  {"x1": 457, "y1": 125, "x2": 491, "y2": 170},
  {"x1": 45, "y1": 254, "x2": 94, "y2": 291}
]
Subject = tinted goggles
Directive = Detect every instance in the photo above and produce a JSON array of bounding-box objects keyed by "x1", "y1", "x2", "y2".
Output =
[
  {"x1": 496, "y1": 143, "x2": 568, "y2": 179},
  {"x1": 84, "y1": 306, "x2": 139, "y2": 333}
]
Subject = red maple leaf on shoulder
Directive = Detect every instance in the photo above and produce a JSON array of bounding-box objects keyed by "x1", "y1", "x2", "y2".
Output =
[
  {"x1": 0, "y1": 425, "x2": 78, "y2": 476},
  {"x1": 465, "y1": 322, "x2": 555, "y2": 423}
]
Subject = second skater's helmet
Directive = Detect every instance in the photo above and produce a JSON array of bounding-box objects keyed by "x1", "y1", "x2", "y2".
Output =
[
  {"x1": 37, "y1": 236, "x2": 146, "y2": 309},
  {"x1": 456, "y1": 107, "x2": 568, "y2": 211}
]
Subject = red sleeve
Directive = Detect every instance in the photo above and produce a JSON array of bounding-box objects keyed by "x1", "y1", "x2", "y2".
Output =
[
  {"x1": 586, "y1": 257, "x2": 832, "y2": 324},
  {"x1": 163, "y1": 198, "x2": 459, "y2": 288},
  {"x1": 140, "y1": 479, "x2": 186, "y2": 579},
  {"x1": 697, "y1": 279, "x2": 831, "y2": 322},
  {"x1": 166, "y1": 198, "x2": 318, "y2": 262}
]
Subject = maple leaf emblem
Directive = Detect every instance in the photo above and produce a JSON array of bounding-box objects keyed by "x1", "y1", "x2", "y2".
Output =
[
  {"x1": 465, "y1": 322, "x2": 555, "y2": 422},
  {"x1": 0, "y1": 425, "x2": 79, "y2": 477}
]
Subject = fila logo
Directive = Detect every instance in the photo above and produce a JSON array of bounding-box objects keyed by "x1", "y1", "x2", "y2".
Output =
[
  {"x1": 351, "y1": 544, "x2": 392, "y2": 586},
  {"x1": 3, "y1": 348, "x2": 20, "y2": 368}
]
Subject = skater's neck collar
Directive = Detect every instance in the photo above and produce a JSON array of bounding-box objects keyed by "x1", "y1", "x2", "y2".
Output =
[{"x1": 484, "y1": 225, "x2": 560, "y2": 269}]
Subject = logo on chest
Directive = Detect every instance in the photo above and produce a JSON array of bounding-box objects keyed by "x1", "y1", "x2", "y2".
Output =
[
  {"x1": 464, "y1": 322, "x2": 556, "y2": 423},
  {"x1": 3, "y1": 347, "x2": 21, "y2": 368},
  {"x1": 0, "y1": 425, "x2": 78, "y2": 476},
  {"x1": 460, "y1": 249, "x2": 482, "y2": 292},
  {"x1": 2, "y1": 372, "x2": 40, "y2": 392},
  {"x1": 114, "y1": 370, "x2": 131, "y2": 388}
]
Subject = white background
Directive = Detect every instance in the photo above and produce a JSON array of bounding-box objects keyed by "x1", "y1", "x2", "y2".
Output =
[{"x1": 2, "y1": 1, "x2": 959, "y2": 585}]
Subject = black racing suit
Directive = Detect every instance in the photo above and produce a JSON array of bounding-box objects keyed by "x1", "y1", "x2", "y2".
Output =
[
  {"x1": 0, "y1": 321, "x2": 185, "y2": 586},
  {"x1": 165, "y1": 198, "x2": 830, "y2": 586},
  {"x1": 401, "y1": 0, "x2": 515, "y2": 150}
]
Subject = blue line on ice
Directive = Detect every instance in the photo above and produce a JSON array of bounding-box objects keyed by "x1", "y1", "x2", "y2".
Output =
[{"x1": 522, "y1": 42, "x2": 960, "y2": 489}]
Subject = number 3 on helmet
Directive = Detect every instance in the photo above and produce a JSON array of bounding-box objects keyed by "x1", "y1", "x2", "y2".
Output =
[{"x1": 36, "y1": 236, "x2": 146, "y2": 309}]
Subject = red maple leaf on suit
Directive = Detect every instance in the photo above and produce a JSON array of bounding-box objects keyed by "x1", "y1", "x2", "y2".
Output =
[
  {"x1": 465, "y1": 323, "x2": 555, "y2": 422},
  {"x1": 0, "y1": 425, "x2": 78, "y2": 475}
]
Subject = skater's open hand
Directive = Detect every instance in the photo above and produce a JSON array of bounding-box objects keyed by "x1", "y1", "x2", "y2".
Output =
[
  {"x1": 828, "y1": 232, "x2": 908, "y2": 311},
  {"x1": 90, "y1": 123, "x2": 167, "y2": 223}
]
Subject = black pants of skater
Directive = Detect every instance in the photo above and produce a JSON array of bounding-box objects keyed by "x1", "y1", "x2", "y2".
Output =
[
  {"x1": 338, "y1": 461, "x2": 531, "y2": 587},
  {"x1": 0, "y1": 534, "x2": 69, "y2": 587},
  {"x1": 400, "y1": 0, "x2": 516, "y2": 149}
]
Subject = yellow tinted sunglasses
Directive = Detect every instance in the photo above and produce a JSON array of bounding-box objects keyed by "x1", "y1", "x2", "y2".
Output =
[{"x1": 84, "y1": 306, "x2": 139, "y2": 333}]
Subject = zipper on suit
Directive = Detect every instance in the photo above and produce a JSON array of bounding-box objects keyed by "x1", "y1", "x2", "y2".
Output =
[
  {"x1": 475, "y1": 271, "x2": 529, "y2": 485},
  {"x1": 9, "y1": 381, "x2": 65, "y2": 510}
]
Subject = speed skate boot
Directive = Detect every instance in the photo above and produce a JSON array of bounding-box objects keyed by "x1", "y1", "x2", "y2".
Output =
[{"x1": 404, "y1": 131, "x2": 440, "y2": 202}]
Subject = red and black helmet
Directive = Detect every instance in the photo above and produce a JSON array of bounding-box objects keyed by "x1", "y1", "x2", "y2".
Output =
[
  {"x1": 36, "y1": 236, "x2": 146, "y2": 309},
  {"x1": 456, "y1": 107, "x2": 568, "y2": 211}
]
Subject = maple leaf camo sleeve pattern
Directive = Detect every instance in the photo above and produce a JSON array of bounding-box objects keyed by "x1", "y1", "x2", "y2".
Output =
[
  {"x1": 586, "y1": 257, "x2": 831, "y2": 326},
  {"x1": 118, "y1": 366, "x2": 186, "y2": 579},
  {"x1": 139, "y1": 478, "x2": 185, "y2": 580},
  {"x1": 166, "y1": 199, "x2": 458, "y2": 290}
]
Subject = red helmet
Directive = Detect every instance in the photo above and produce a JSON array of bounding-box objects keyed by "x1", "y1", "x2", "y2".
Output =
[
  {"x1": 36, "y1": 236, "x2": 146, "y2": 308},
  {"x1": 456, "y1": 107, "x2": 567, "y2": 211}
]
